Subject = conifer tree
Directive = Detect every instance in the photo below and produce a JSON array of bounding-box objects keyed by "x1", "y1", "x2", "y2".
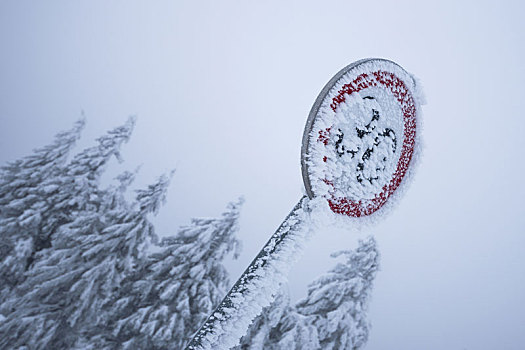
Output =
[
  {"x1": 42, "y1": 116, "x2": 135, "y2": 235},
  {"x1": 0, "y1": 117, "x2": 246, "y2": 350},
  {"x1": 88, "y1": 199, "x2": 243, "y2": 350},
  {"x1": 0, "y1": 172, "x2": 172, "y2": 350},
  {"x1": 0, "y1": 119, "x2": 85, "y2": 301},
  {"x1": 236, "y1": 236, "x2": 379, "y2": 350},
  {"x1": 0, "y1": 118, "x2": 135, "y2": 304}
]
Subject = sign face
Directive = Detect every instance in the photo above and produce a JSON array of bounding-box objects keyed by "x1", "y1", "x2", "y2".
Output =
[{"x1": 301, "y1": 59, "x2": 420, "y2": 217}]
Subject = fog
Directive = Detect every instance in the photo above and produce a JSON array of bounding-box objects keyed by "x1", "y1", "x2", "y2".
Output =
[{"x1": 1, "y1": 1, "x2": 524, "y2": 349}]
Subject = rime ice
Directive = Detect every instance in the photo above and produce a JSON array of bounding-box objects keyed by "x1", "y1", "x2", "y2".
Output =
[
  {"x1": 234, "y1": 237, "x2": 380, "y2": 350},
  {"x1": 302, "y1": 59, "x2": 424, "y2": 220},
  {"x1": 189, "y1": 59, "x2": 424, "y2": 350}
]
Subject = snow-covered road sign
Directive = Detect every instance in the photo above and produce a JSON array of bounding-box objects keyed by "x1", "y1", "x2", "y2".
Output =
[
  {"x1": 186, "y1": 58, "x2": 422, "y2": 350},
  {"x1": 302, "y1": 58, "x2": 421, "y2": 218}
]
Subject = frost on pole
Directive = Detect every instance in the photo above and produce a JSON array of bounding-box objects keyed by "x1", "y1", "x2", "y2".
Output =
[
  {"x1": 302, "y1": 58, "x2": 422, "y2": 219},
  {"x1": 186, "y1": 58, "x2": 423, "y2": 350}
]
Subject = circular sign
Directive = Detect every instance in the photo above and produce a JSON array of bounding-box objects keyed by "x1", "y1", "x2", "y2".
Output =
[{"x1": 301, "y1": 58, "x2": 421, "y2": 217}]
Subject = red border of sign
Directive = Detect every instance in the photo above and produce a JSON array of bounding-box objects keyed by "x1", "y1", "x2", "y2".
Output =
[{"x1": 317, "y1": 70, "x2": 417, "y2": 217}]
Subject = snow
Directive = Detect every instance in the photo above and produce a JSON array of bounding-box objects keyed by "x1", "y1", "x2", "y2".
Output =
[
  {"x1": 188, "y1": 59, "x2": 424, "y2": 350},
  {"x1": 233, "y1": 236, "x2": 379, "y2": 349},
  {"x1": 303, "y1": 59, "x2": 424, "y2": 227},
  {"x1": 186, "y1": 196, "x2": 320, "y2": 350},
  {"x1": 14, "y1": 238, "x2": 32, "y2": 259}
]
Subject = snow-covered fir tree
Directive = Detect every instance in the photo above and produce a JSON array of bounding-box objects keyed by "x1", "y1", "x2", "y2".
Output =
[
  {"x1": 0, "y1": 117, "x2": 135, "y2": 304},
  {"x1": 235, "y1": 236, "x2": 380, "y2": 350},
  {"x1": 0, "y1": 119, "x2": 85, "y2": 302},
  {"x1": 0, "y1": 118, "x2": 247, "y2": 350},
  {"x1": 0, "y1": 171, "x2": 172, "y2": 350},
  {"x1": 42, "y1": 116, "x2": 135, "y2": 231},
  {"x1": 86, "y1": 199, "x2": 243, "y2": 350},
  {"x1": 0, "y1": 118, "x2": 142, "y2": 348}
]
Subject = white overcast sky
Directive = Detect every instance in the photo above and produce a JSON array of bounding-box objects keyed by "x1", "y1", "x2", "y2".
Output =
[{"x1": 1, "y1": 1, "x2": 524, "y2": 349}]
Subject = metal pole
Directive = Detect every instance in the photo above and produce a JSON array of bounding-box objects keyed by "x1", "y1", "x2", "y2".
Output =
[{"x1": 185, "y1": 196, "x2": 311, "y2": 350}]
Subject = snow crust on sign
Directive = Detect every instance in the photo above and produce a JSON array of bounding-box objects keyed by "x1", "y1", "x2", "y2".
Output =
[
  {"x1": 187, "y1": 196, "x2": 321, "y2": 350},
  {"x1": 188, "y1": 59, "x2": 424, "y2": 350},
  {"x1": 305, "y1": 59, "x2": 424, "y2": 227}
]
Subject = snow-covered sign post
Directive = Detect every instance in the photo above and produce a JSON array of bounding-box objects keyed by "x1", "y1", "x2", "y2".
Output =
[{"x1": 186, "y1": 58, "x2": 423, "y2": 350}]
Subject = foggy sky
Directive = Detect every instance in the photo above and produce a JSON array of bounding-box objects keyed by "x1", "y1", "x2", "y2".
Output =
[{"x1": 1, "y1": 1, "x2": 524, "y2": 349}]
